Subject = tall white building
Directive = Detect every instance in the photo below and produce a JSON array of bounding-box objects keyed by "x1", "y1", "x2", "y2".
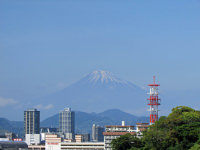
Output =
[
  {"x1": 92, "y1": 124, "x2": 104, "y2": 142},
  {"x1": 59, "y1": 108, "x2": 75, "y2": 140}
]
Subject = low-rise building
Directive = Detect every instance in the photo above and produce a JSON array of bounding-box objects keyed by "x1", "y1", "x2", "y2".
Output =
[
  {"x1": 45, "y1": 134, "x2": 62, "y2": 150},
  {"x1": 75, "y1": 134, "x2": 90, "y2": 142},
  {"x1": 40, "y1": 127, "x2": 58, "y2": 142},
  {"x1": 0, "y1": 132, "x2": 17, "y2": 141},
  {"x1": 0, "y1": 133, "x2": 9, "y2": 141},
  {"x1": 25, "y1": 134, "x2": 40, "y2": 146},
  {"x1": 103, "y1": 121, "x2": 136, "y2": 150},
  {"x1": 75, "y1": 135, "x2": 83, "y2": 143},
  {"x1": 135, "y1": 123, "x2": 149, "y2": 137},
  {"x1": 42, "y1": 134, "x2": 104, "y2": 150},
  {"x1": 61, "y1": 142, "x2": 104, "y2": 150},
  {"x1": 28, "y1": 145, "x2": 45, "y2": 150},
  {"x1": 0, "y1": 141, "x2": 28, "y2": 150}
]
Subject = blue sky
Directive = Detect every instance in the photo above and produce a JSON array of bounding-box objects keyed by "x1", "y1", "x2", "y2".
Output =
[{"x1": 1, "y1": 0, "x2": 200, "y2": 120}]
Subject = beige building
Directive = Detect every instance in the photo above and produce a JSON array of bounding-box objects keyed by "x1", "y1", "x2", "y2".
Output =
[
  {"x1": 61, "y1": 142, "x2": 104, "y2": 150},
  {"x1": 29, "y1": 134, "x2": 104, "y2": 150},
  {"x1": 75, "y1": 134, "x2": 90, "y2": 142},
  {"x1": 45, "y1": 134, "x2": 62, "y2": 150},
  {"x1": 75, "y1": 135, "x2": 83, "y2": 142},
  {"x1": 103, "y1": 121, "x2": 136, "y2": 150}
]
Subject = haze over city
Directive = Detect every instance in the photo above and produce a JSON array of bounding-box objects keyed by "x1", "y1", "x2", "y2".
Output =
[{"x1": 1, "y1": 0, "x2": 200, "y2": 121}]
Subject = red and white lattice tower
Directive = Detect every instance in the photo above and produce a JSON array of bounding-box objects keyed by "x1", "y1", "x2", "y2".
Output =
[{"x1": 147, "y1": 76, "x2": 160, "y2": 125}]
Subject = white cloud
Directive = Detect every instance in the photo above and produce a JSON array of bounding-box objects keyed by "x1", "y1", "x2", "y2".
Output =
[
  {"x1": 34, "y1": 104, "x2": 54, "y2": 110},
  {"x1": 0, "y1": 97, "x2": 17, "y2": 107},
  {"x1": 44, "y1": 104, "x2": 53, "y2": 110},
  {"x1": 56, "y1": 82, "x2": 68, "y2": 89}
]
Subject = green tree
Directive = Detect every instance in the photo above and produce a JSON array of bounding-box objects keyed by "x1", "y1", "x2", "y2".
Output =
[
  {"x1": 190, "y1": 144, "x2": 200, "y2": 150},
  {"x1": 111, "y1": 133, "x2": 144, "y2": 150},
  {"x1": 143, "y1": 106, "x2": 200, "y2": 150},
  {"x1": 110, "y1": 106, "x2": 200, "y2": 150}
]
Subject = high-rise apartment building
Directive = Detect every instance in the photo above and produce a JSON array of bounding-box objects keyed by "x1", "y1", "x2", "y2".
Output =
[
  {"x1": 24, "y1": 108, "x2": 40, "y2": 134},
  {"x1": 24, "y1": 108, "x2": 40, "y2": 145},
  {"x1": 59, "y1": 108, "x2": 75, "y2": 140},
  {"x1": 92, "y1": 124, "x2": 104, "y2": 142}
]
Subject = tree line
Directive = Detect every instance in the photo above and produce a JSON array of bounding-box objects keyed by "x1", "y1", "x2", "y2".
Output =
[{"x1": 111, "y1": 106, "x2": 200, "y2": 150}]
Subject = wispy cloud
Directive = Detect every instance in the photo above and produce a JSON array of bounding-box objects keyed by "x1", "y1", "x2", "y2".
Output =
[
  {"x1": 56, "y1": 82, "x2": 68, "y2": 89},
  {"x1": 0, "y1": 97, "x2": 17, "y2": 107},
  {"x1": 44, "y1": 104, "x2": 54, "y2": 110},
  {"x1": 34, "y1": 104, "x2": 54, "y2": 110}
]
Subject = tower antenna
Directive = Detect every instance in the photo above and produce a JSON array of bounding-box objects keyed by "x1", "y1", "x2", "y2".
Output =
[{"x1": 147, "y1": 76, "x2": 160, "y2": 125}]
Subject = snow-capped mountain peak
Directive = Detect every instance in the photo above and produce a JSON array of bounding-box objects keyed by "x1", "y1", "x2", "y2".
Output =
[
  {"x1": 34, "y1": 70, "x2": 147, "y2": 118},
  {"x1": 88, "y1": 70, "x2": 125, "y2": 84}
]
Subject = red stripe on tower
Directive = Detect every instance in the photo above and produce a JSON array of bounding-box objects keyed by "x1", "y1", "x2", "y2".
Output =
[{"x1": 148, "y1": 76, "x2": 160, "y2": 125}]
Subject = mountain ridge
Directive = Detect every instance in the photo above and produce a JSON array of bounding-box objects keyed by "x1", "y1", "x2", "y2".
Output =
[
  {"x1": 0, "y1": 118, "x2": 24, "y2": 137},
  {"x1": 37, "y1": 70, "x2": 147, "y2": 119},
  {"x1": 41, "y1": 109, "x2": 149, "y2": 134},
  {"x1": 0, "y1": 109, "x2": 149, "y2": 137}
]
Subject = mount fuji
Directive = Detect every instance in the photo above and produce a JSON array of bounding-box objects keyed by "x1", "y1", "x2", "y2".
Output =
[{"x1": 39, "y1": 70, "x2": 147, "y2": 118}]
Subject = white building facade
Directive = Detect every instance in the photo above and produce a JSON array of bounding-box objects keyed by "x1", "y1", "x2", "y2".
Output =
[
  {"x1": 103, "y1": 121, "x2": 136, "y2": 150},
  {"x1": 59, "y1": 108, "x2": 75, "y2": 140}
]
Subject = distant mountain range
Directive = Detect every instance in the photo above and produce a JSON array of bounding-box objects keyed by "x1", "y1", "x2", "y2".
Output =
[
  {"x1": 0, "y1": 70, "x2": 150, "y2": 137},
  {"x1": 0, "y1": 118, "x2": 24, "y2": 137},
  {"x1": 38, "y1": 70, "x2": 147, "y2": 118},
  {"x1": 0, "y1": 109, "x2": 149, "y2": 137},
  {"x1": 41, "y1": 109, "x2": 149, "y2": 134}
]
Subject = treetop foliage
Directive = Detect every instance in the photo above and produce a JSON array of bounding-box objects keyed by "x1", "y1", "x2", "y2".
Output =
[{"x1": 111, "y1": 106, "x2": 200, "y2": 150}]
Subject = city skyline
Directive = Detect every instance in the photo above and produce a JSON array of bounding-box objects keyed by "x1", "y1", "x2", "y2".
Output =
[{"x1": 1, "y1": 0, "x2": 200, "y2": 120}]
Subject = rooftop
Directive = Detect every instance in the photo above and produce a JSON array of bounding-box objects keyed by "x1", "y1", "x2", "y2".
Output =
[
  {"x1": 136, "y1": 123, "x2": 149, "y2": 125},
  {"x1": 105, "y1": 125, "x2": 134, "y2": 128},
  {"x1": 103, "y1": 132, "x2": 136, "y2": 136},
  {"x1": 0, "y1": 141, "x2": 28, "y2": 148}
]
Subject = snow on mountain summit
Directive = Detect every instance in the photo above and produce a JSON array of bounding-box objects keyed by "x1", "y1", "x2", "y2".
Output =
[
  {"x1": 87, "y1": 70, "x2": 126, "y2": 84},
  {"x1": 35, "y1": 70, "x2": 147, "y2": 118}
]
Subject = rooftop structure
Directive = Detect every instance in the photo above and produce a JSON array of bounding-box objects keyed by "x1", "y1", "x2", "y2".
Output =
[{"x1": 40, "y1": 127, "x2": 58, "y2": 142}]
